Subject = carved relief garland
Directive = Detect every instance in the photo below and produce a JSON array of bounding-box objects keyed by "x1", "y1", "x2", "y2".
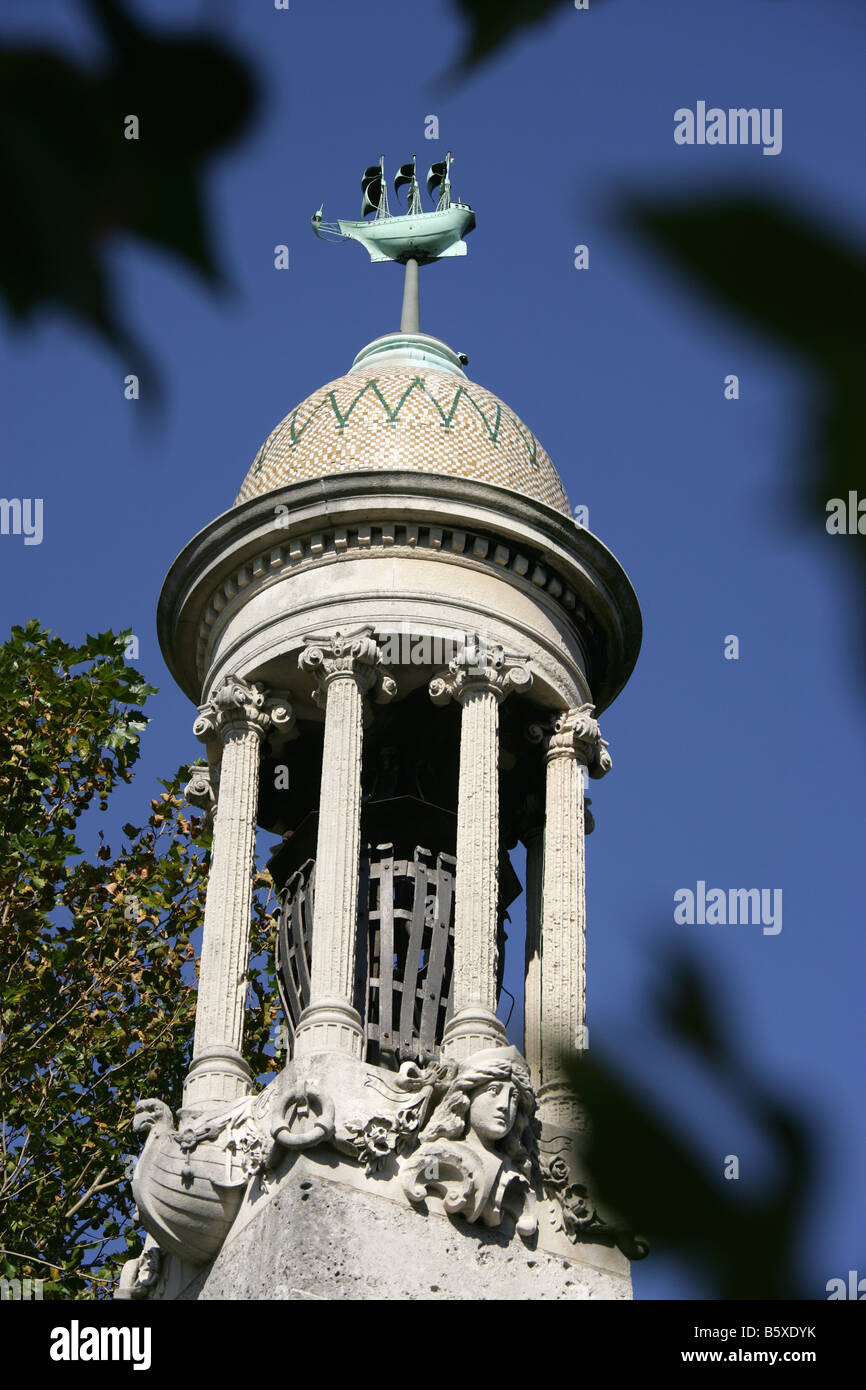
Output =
[
  {"x1": 123, "y1": 1040, "x2": 646, "y2": 1296},
  {"x1": 539, "y1": 1145, "x2": 649, "y2": 1260}
]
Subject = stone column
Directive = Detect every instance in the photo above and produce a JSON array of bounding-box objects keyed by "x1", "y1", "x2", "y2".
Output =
[
  {"x1": 522, "y1": 822, "x2": 545, "y2": 1090},
  {"x1": 294, "y1": 629, "x2": 396, "y2": 1058},
  {"x1": 430, "y1": 644, "x2": 531, "y2": 1060},
  {"x1": 185, "y1": 676, "x2": 294, "y2": 1109},
  {"x1": 537, "y1": 704, "x2": 611, "y2": 1127}
]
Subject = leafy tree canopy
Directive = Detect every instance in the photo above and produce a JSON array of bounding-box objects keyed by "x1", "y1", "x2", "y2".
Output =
[{"x1": 0, "y1": 622, "x2": 276, "y2": 1298}]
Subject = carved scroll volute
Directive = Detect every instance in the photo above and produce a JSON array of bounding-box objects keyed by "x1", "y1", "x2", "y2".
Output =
[
  {"x1": 298, "y1": 628, "x2": 398, "y2": 714},
  {"x1": 546, "y1": 703, "x2": 611, "y2": 779},
  {"x1": 193, "y1": 675, "x2": 295, "y2": 751},
  {"x1": 184, "y1": 762, "x2": 217, "y2": 822},
  {"x1": 428, "y1": 642, "x2": 532, "y2": 707}
]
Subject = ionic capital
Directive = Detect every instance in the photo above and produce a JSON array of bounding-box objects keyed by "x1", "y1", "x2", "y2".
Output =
[
  {"x1": 298, "y1": 627, "x2": 397, "y2": 709},
  {"x1": 428, "y1": 643, "x2": 532, "y2": 707},
  {"x1": 193, "y1": 675, "x2": 295, "y2": 747},
  {"x1": 545, "y1": 704, "x2": 612, "y2": 778}
]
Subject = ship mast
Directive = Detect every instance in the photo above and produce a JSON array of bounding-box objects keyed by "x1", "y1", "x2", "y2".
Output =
[
  {"x1": 395, "y1": 156, "x2": 422, "y2": 217},
  {"x1": 377, "y1": 155, "x2": 390, "y2": 219}
]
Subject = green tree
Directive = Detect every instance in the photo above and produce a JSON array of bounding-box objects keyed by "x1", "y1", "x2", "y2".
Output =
[{"x1": 0, "y1": 622, "x2": 277, "y2": 1299}]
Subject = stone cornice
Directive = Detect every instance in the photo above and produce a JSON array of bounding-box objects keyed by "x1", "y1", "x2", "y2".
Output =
[{"x1": 157, "y1": 472, "x2": 641, "y2": 715}]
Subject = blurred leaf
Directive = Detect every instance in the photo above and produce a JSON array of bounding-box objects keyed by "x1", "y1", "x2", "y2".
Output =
[
  {"x1": 654, "y1": 952, "x2": 729, "y2": 1066},
  {"x1": 622, "y1": 192, "x2": 866, "y2": 373},
  {"x1": 0, "y1": 0, "x2": 258, "y2": 385},
  {"x1": 567, "y1": 947, "x2": 814, "y2": 1299},
  {"x1": 453, "y1": 0, "x2": 584, "y2": 71}
]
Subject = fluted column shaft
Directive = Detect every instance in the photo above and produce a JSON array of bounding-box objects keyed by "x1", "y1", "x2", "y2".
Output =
[
  {"x1": 536, "y1": 705, "x2": 611, "y2": 1128},
  {"x1": 185, "y1": 677, "x2": 294, "y2": 1108},
  {"x1": 430, "y1": 645, "x2": 531, "y2": 1060},
  {"x1": 454, "y1": 686, "x2": 501, "y2": 1026},
  {"x1": 294, "y1": 629, "x2": 395, "y2": 1057},
  {"x1": 522, "y1": 824, "x2": 545, "y2": 1089}
]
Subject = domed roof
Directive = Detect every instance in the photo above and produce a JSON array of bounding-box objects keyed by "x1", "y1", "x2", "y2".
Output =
[{"x1": 234, "y1": 333, "x2": 572, "y2": 517}]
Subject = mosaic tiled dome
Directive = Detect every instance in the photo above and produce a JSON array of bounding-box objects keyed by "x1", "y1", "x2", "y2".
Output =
[{"x1": 235, "y1": 334, "x2": 572, "y2": 517}]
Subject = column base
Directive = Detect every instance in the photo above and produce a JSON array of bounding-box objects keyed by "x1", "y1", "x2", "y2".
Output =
[
  {"x1": 183, "y1": 1045, "x2": 253, "y2": 1109},
  {"x1": 442, "y1": 1006, "x2": 508, "y2": 1061},
  {"x1": 537, "y1": 1081, "x2": 586, "y2": 1132},
  {"x1": 293, "y1": 997, "x2": 365, "y2": 1059}
]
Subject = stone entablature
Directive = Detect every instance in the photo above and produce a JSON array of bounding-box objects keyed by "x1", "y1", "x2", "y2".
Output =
[
  {"x1": 158, "y1": 473, "x2": 640, "y2": 717},
  {"x1": 197, "y1": 518, "x2": 592, "y2": 678}
]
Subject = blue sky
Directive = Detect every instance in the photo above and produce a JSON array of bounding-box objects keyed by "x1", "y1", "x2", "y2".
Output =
[{"x1": 2, "y1": 0, "x2": 864, "y2": 1300}]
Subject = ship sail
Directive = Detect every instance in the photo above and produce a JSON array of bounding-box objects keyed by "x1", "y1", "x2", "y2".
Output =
[
  {"x1": 426, "y1": 158, "x2": 448, "y2": 202},
  {"x1": 361, "y1": 161, "x2": 386, "y2": 219},
  {"x1": 394, "y1": 157, "x2": 422, "y2": 214},
  {"x1": 358, "y1": 158, "x2": 391, "y2": 219},
  {"x1": 393, "y1": 159, "x2": 416, "y2": 197}
]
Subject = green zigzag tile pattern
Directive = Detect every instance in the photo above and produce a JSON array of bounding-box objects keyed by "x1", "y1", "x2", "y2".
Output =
[{"x1": 236, "y1": 368, "x2": 571, "y2": 517}]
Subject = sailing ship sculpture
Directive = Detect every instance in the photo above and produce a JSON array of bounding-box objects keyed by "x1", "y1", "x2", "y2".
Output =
[{"x1": 312, "y1": 152, "x2": 475, "y2": 264}]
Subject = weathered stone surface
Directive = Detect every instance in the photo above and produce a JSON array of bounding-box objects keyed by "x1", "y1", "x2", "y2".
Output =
[
  {"x1": 429, "y1": 647, "x2": 531, "y2": 1059},
  {"x1": 293, "y1": 629, "x2": 394, "y2": 1058},
  {"x1": 185, "y1": 676, "x2": 293, "y2": 1107},
  {"x1": 177, "y1": 1159, "x2": 632, "y2": 1301}
]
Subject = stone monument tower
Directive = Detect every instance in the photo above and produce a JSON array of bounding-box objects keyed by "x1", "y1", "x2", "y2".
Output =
[{"x1": 119, "y1": 157, "x2": 642, "y2": 1301}]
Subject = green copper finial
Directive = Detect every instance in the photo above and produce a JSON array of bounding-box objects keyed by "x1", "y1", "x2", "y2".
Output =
[{"x1": 312, "y1": 152, "x2": 476, "y2": 332}]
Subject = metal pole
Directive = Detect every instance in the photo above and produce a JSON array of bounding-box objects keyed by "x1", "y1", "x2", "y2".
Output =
[{"x1": 400, "y1": 258, "x2": 420, "y2": 333}]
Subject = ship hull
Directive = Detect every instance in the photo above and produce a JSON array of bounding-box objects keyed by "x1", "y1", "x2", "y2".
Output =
[
  {"x1": 133, "y1": 1135, "x2": 247, "y2": 1266},
  {"x1": 337, "y1": 205, "x2": 476, "y2": 264}
]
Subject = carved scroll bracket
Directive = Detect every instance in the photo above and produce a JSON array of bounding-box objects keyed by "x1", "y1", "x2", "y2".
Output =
[{"x1": 184, "y1": 762, "x2": 217, "y2": 824}]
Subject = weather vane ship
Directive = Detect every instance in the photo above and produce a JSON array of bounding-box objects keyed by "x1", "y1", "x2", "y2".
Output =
[{"x1": 312, "y1": 152, "x2": 475, "y2": 265}]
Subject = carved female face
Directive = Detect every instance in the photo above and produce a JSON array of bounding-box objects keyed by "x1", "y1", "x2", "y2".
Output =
[{"x1": 468, "y1": 1079, "x2": 519, "y2": 1143}]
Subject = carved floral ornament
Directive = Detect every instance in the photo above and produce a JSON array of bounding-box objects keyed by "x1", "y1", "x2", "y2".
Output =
[
  {"x1": 428, "y1": 642, "x2": 532, "y2": 706},
  {"x1": 183, "y1": 763, "x2": 216, "y2": 817},
  {"x1": 298, "y1": 627, "x2": 398, "y2": 708},
  {"x1": 540, "y1": 1149, "x2": 649, "y2": 1262},
  {"x1": 193, "y1": 675, "x2": 295, "y2": 747},
  {"x1": 122, "y1": 1043, "x2": 645, "y2": 1295},
  {"x1": 528, "y1": 702, "x2": 612, "y2": 777}
]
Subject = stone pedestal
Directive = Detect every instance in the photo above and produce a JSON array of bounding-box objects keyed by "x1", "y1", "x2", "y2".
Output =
[
  {"x1": 138, "y1": 1054, "x2": 633, "y2": 1303},
  {"x1": 179, "y1": 1162, "x2": 633, "y2": 1302}
]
